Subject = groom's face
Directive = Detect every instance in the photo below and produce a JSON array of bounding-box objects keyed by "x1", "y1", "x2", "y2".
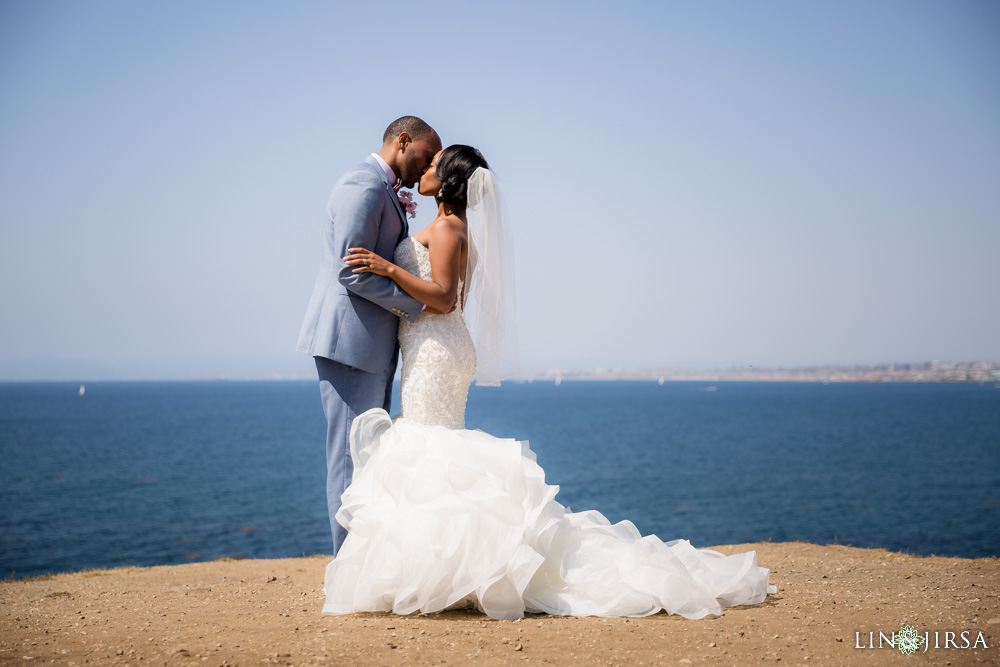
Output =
[{"x1": 398, "y1": 131, "x2": 442, "y2": 188}]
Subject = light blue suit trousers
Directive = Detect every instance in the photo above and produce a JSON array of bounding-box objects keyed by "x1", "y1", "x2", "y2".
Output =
[
  {"x1": 315, "y1": 354, "x2": 395, "y2": 552},
  {"x1": 298, "y1": 156, "x2": 423, "y2": 555}
]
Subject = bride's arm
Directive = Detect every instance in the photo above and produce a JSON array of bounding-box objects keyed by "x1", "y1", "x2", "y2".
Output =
[{"x1": 345, "y1": 217, "x2": 465, "y2": 314}]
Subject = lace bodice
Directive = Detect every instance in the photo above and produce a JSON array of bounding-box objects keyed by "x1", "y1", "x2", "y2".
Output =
[{"x1": 394, "y1": 237, "x2": 476, "y2": 429}]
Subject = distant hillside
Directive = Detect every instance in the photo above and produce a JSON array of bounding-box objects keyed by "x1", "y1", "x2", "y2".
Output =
[{"x1": 527, "y1": 361, "x2": 1000, "y2": 383}]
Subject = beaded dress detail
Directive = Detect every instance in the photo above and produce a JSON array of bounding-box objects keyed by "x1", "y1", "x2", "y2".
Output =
[{"x1": 394, "y1": 237, "x2": 476, "y2": 430}]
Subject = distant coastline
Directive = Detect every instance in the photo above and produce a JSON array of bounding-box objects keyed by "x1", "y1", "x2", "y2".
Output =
[{"x1": 523, "y1": 360, "x2": 1000, "y2": 384}]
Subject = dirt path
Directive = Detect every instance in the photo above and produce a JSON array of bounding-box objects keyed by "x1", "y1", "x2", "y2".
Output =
[{"x1": 3, "y1": 541, "x2": 998, "y2": 666}]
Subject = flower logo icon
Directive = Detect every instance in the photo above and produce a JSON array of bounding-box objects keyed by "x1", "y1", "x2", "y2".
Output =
[{"x1": 896, "y1": 624, "x2": 926, "y2": 655}]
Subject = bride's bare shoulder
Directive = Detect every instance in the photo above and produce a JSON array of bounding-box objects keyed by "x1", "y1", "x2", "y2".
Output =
[{"x1": 428, "y1": 214, "x2": 468, "y2": 241}]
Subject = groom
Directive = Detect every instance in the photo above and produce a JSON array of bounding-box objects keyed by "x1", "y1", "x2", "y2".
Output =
[{"x1": 297, "y1": 116, "x2": 441, "y2": 554}]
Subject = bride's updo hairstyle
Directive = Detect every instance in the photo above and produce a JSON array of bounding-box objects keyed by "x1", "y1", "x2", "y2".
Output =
[{"x1": 434, "y1": 145, "x2": 489, "y2": 209}]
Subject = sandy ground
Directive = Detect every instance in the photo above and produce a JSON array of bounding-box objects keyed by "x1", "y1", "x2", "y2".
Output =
[{"x1": 2, "y1": 541, "x2": 998, "y2": 666}]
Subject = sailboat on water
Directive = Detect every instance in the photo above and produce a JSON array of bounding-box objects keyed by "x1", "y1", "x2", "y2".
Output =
[{"x1": 78, "y1": 384, "x2": 85, "y2": 396}]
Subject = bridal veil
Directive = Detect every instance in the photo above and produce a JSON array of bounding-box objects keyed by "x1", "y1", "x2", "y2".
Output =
[{"x1": 463, "y1": 167, "x2": 519, "y2": 386}]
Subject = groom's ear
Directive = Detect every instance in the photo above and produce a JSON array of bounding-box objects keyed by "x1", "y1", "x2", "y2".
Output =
[{"x1": 396, "y1": 131, "x2": 412, "y2": 152}]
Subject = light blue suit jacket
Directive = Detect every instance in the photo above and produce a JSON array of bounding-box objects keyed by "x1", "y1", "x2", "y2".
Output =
[{"x1": 297, "y1": 156, "x2": 423, "y2": 373}]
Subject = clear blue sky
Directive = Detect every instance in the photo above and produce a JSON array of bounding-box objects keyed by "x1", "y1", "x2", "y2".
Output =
[{"x1": 1, "y1": 1, "x2": 997, "y2": 380}]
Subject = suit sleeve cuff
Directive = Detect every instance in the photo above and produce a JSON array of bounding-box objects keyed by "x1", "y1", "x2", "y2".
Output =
[{"x1": 390, "y1": 305, "x2": 420, "y2": 322}]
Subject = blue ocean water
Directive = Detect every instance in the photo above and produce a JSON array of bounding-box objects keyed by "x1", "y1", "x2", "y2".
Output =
[{"x1": 1, "y1": 381, "x2": 998, "y2": 579}]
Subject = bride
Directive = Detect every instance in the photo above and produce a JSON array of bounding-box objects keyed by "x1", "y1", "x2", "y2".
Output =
[{"x1": 327, "y1": 145, "x2": 776, "y2": 620}]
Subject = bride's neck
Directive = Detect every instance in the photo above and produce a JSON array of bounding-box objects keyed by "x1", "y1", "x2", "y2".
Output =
[{"x1": 438, "y1": 201, "x2": 466, "y2": 221}]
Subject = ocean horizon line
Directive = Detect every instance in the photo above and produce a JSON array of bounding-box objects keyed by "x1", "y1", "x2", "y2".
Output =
[{"x1": 0, "y1": 359, "x2": 996, "y2": 384}]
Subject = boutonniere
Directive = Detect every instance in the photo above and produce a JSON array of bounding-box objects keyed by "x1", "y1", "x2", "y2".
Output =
[{"x1": 397, "y1": 190, "x2": 417, "y2": 219}]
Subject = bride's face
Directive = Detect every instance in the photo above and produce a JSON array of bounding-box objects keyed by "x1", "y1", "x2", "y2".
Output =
[{"x1": 418, "y1": 150, "x2": 443, "y2": 197}]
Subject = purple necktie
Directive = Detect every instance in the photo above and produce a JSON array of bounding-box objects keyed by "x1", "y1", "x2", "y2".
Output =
[{"x1": 392, "y1": 178, "x2": 402, "y2": 193}]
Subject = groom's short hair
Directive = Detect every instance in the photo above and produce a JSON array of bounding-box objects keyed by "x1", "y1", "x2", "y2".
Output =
[{"x1": 383, "y1": 116, "x2": 434, "y2": 143}]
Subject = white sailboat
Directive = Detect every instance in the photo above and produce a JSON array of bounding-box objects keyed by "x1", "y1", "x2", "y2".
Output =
[{"x1": 78, "y1": 384, "x2": 85, "y2": 396}]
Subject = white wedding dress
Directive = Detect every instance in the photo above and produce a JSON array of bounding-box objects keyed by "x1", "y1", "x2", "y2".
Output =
[{"x1": 322, "y1": 237, "x2": 777, "y2": 620}]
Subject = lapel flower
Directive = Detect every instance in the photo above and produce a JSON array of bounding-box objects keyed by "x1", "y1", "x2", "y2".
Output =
[{"x1": 397, "y1": 190, "x2": 417, "y2": 219}]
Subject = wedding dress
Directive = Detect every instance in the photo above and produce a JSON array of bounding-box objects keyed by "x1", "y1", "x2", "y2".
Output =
[{"x1": 322, "y1": 236, "x2": 776, "y2": 620}]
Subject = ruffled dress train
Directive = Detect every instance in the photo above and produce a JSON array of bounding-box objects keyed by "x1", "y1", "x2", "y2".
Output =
[{"x1": 322, "y1": 409, "x2": 776, "y2": 621}]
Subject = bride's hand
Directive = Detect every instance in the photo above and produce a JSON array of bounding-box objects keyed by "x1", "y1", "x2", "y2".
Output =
[{"x1": 344, "y1": 248, "x2": 392, "y2": 277}]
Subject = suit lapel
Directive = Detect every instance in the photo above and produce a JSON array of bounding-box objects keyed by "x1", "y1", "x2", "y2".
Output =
[
  {"x1": 364, "y1": 155, "x2": 409, "y2": 239},
  {"x1": 388, "y1": 186, "x2": 408, "y2": 238}
]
